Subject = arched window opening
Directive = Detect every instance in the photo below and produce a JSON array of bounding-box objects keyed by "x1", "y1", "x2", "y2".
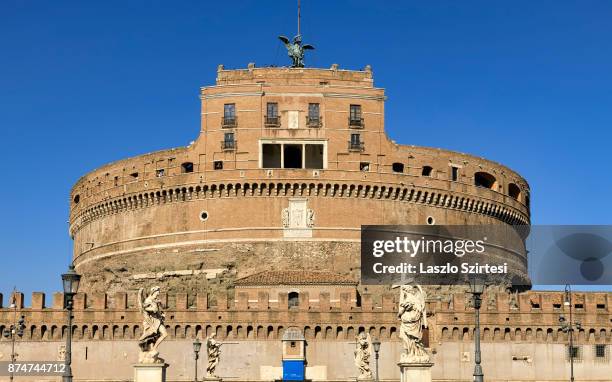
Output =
[
  {"x1": 422, "y1": 166, "x2": 433, "y2": 177},
  {"x1": 181, "y1": 162, "x2": 194, "y2": 173},
  {"x1": 288, "y1": 292, "x2": 299, "y2": 308},
  {"x1": 474, "y1": 172, "x2": 496, "y2": 189},
  {"x1": 508, "y1": 183, "x2": 521, "y2": 200}
]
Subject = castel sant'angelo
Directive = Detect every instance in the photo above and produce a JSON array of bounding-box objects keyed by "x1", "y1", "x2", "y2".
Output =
[{"x1": 1, "y1": 40, "x2": 611, "y2": 382}]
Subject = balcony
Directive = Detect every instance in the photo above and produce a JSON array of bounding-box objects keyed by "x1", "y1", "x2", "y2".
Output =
[
  {"x1": 221, "y1": 140, "x2": 237, "y2": 151},
  {"x1": 348, "y1": 141, "x2": 364, "y2": 152},
  {"x1": 349, "y1": 117, "x2": 364, "y2": 128},
  {"x1": 222, "y1": 116, "x2": 237, "y2": 128},
  {"x1": 306, "y1": 115, "x2": 322, "y2": 128},
  {"x1": 265, "y1": 115, "x2": 281, "y2": 127}
]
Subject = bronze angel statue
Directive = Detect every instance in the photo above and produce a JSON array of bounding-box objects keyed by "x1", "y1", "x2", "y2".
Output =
[
  {"x1": 278, "y1": 34, "x2": 314, "y2": 68},
  {"x1": 137, "y1": 286, "x2": 168, "y2": 363}
]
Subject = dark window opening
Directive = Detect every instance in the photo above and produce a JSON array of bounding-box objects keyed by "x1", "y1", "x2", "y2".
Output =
[
  {"x1": 595, "y1": 344, "x2": 606, "y2": 358},
  {"x1": 262, "y1": 144, "x2": 281, "y2": 168},
  {"x1": 214, "y1": 161, "x2": 223, "y2": 170},
  {"x1": 284, "y1": 144, "x2": 302, "y2": 169},
  {"x1": 265, "y1": 103, "x2": 280, "y2": 126},
  {"x1": 597, "y1": 304, "x2": 606, "y2": 310},
  {"x1": 156, "y1": 169, "x2": 165, "y2": 177},
  {"x1": 307, "y1": 103, "x2": 321, "y2": 127},
  {"x1": 267, "y1": 102, "x2": 278, "y2": 117},
  {"x1": 392, "y1": 162, "x2": 404, "y2": 173},
  {"x1": 349, "y1": 133, "x2": 363, "y2": 151},
  {"x1": 575, "y1": 303, "x2": 584, "y2": 309},
  {"x1": 290, "y1": 341, "x2": 296, "y2": 348},
  {"x1": 568, "y1": 346, "x2": 580, "y2": 360},
  {"x1": 288, "y1": 292, "x2": 299, "y2": 308},
  {"x1": 474, "y1": 172, "x2": 496, "y2": 189},
  {"x1": 360, "y1": 162, "x2": 370, "y2": 172},
  {"x1": 130, "y1": 172, "x2": 139, "y2": 179},
  {"x1": 223, "y1": 104, "x2": 236, "y2": 127},
  {"x1": 422, "y1": 166, "x2": 433, "y2": 177},
  {"x1": 451, "y1": 166, "x2": 459, "y2": 182},
  {"x1": 181, "y1": 162, "x2": 194, "y2": 173},
  {"x1": 114, "y1": 176, "x2": 119, "y2": 186},
  {"x1": 349, "y1": 104, "x2": 363, "y2": 127},
  {"x1": 508, "y1": 183, "x2": 521, "y2": 200},
  {"x1": 222, "y1": 133, "x2": 236, "y2": 150},
  {"x1": 305, "y1": 144, "x2": 324, "y2": 169},
  {"x1": 553, "y1": 303, "x2": 562, "y2": 309},
  {"x1": 73, "y1": 195, "x2": 80, "y2": 204}
]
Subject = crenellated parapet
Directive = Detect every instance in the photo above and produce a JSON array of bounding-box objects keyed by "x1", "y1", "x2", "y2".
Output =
[{"x1": 1, "y1": 290, "x2": 610, "y2": 346}]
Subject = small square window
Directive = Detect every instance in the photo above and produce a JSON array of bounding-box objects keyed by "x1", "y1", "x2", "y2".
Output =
[
  {"x1": 156, "y1": 169, "x2": 165, "y2": 177},
  {"x1": 595, "y1": 344, "x2": 606, "y2": 358},
  {"x1": 360, "y1": 162, "x2": 370, "y2": 172},
  {"x1": 214, "y1": 161, "x2": 223, "y2": 170},
  {"x1": 392, "y1": 162, "x2": 404, "y2": 173}
]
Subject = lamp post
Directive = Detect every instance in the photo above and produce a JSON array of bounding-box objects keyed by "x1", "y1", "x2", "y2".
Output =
[
  {"x1": 193, "y1": 338, "x2": 202, "y2": 382},
  {"x1": 2, "y1": 291, "x2": 25, "y2": 382},
  {"x1": 61, "y1": 264, "x2": 81, "y2": 382},
  {"x1": 371, "y1": 337, "x2": 381, "y2": 382},
  {"x1": 559, "y1": 284, "x2": 580, "y2": 382},
  {"x1": 469, "y1": 276, "x2": 485, "y2": 382}
]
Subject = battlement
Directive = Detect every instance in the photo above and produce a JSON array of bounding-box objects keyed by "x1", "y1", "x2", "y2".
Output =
[
  {"x1": 214, "y1": 64, "x2": 374, "y2": 87},
  {"x1": 1, "y1": 290, "x2": 609, "y2": 313},
  {"x1": 1, "y1": 290, "x2": 610, "y2": 344}
]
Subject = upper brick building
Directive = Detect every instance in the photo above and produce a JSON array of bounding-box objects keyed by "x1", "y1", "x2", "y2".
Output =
[{"x1": 67, "y1": 64, "x2": 531, "y2": 295}]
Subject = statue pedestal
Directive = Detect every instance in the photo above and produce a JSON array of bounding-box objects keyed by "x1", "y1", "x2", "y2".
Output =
[
  {"x1": 398, "y1": 362, "x2": 433, "y2": 382},
  {"x1": 133, "y1": 363, "x2": 168, "y2": 382}
]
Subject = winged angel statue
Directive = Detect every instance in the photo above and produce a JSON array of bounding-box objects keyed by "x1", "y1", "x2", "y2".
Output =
[
  {"x1": 396, "y1": 283, "x2": 430, "y2": 363},
  {"x1": 137, "y1": 286, "x2": 168, "y2": 363},
  {"x1": 278, "y1": 34, "x2": 314, "y2": 68}
]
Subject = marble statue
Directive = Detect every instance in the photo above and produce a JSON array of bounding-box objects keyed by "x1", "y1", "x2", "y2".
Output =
[
  {"x1": 137, "y1": 286, "x2": 168, "y2": 363},
  {"x1": 354, "y1": 332, "x2": 373, "y2": 380},
  {"x1": 206, "y1": 334, "x2": 222, "y2": 378},
  {"x1": 397, "y1": 284, "x2": 430, "y2": 363}
]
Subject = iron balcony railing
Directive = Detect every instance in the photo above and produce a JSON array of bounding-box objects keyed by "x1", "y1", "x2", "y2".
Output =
[
  {"x1": 265, "y1": 115, "x2": 281, "y2": 127},
  {"x1": 221, "y1": 140, "x2": 237, "y2": 150},
  {"x1": 222, "y1": 116, "x2": 237, "y2": 128},
  {"x1": 349, "y1": 117, "x2": 364, "y2": 128},
  {"x1": 306, "y1": 115, "x2": 322, "y2": 128},
  {"x1": 348, "y1": 141, "x2": 365, "y2": 151}
]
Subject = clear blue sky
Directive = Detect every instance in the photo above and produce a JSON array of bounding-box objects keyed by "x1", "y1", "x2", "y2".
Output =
[{"x1": 1, "y1": 1, "x2": 611, "y2": 300}]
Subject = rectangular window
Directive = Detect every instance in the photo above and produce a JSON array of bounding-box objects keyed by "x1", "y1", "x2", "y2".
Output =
[
  {"x1": 265, "y1": 102, "x2": 280, "y2": 126},
  {"x1": 350, "y1": 104, "x2": 361, "y2": 121},
  {"x1": 156, "y1": 169, "x2": 165, "y2": 177},
  {"x1": 222, "y1": 132, "x2": 235, "y2": 150},
  {"x1": 224, "y1": 103, "x2": 235, "y2": 118},
  {"x1": 351, "y1": 133, "x2": 361, "y2": 144},
  {"x1": 595, "y1": 344, "x2": 606, "y2": 358},
  {"x1": 307, "y1": 103, "x2": 321, "y2": 127},
  {"x1": 568, "y1": 346, "x2": 581, "y2": 360},
  {"x1": 305, "y1": 144, "x2": 324, "y2": 169},
  {"x1": 360, "y1": 162, "x2": 370, "y2": 172},
  {"x1": 451, "y1": 166, "x2": 459, "y2": 181},
  {"x1": 213, "y1": 161, "x2": 223, "y2": 170},
  {"x1": 309, "y1": 103, "x2": 319, "y2": 119},
  {"x1": 223, "y1": 104, "x2": 236, "y2": 127},
  {"x1": 267, "y1": 102, "x2": 278, "y2": 117},
  {"x1": 262, "y1": 144, "x2": 282, "y2": 168}
]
